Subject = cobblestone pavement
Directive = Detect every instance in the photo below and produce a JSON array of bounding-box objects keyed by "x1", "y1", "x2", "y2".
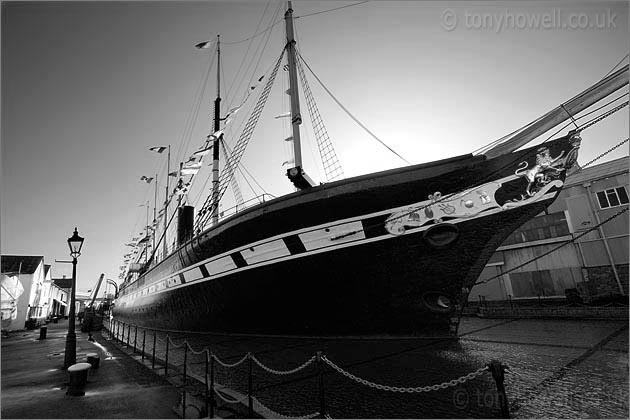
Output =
[{"x1": 103, "y1": 317, "x2": 629, "y2": 418}]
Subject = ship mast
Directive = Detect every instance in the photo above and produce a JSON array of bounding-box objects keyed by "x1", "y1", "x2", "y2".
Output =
[
  {"x1": 284, "y1": 1, "x2": 314, "y2": 190},
  {"x1": 211, "y1": 34, "x2": 221, "y2": 225}
]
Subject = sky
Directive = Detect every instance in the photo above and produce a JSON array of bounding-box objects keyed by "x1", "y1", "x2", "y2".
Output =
[{"x1": 2, "y1": 1, "x2": 629, "y2": 294}]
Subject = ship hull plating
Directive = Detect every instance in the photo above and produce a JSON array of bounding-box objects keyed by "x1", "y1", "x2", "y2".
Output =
[{"x1": 114, "y1": 135, "x2": 580, "y2": 337}]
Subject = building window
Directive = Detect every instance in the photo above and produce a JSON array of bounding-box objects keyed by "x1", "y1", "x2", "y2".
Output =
[
  {"x1": 596, "y1": 186, "x2": 629, "y2": 209},
  {"x1": 502, "y1": 212, "x2": 570, "y2": 245}
]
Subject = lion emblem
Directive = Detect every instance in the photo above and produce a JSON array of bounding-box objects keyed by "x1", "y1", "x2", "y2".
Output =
[{"x1": 515, "y1": 146, "x2": 566, "y2": 197}]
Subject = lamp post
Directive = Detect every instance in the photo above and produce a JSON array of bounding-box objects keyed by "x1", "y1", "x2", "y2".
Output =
[{"x1": 64, "y1": 227, "x2": 84, "y2": 369}]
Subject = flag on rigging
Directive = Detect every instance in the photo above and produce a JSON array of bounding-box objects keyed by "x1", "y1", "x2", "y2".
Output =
[
  {"x1": 195, "y1": 40, "x2": 213, "y2": 49},
  {"x1": 183, "y1": 162, "x2": 202, "y2": 170},
  {"x1": 174, "y1": 180, "x2": 190, "y2": 196},
  {"x1": 193, "y1": 146, "x2": 213, "y2": 157},
  {"x1": 149, "y1": 146, "x2": 167, "y2": 153},
  {"x1": 180, "y1": 167, "x2": 200, "y2": 176},
  {"x1": 140, "y1": 175, "x2": 154, "y2": 183}
]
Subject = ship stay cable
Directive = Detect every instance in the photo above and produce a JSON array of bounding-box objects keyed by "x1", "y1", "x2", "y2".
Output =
[
  {"x1": 603, "y1": 53, "x2": 629, "y2": 78},
  {"x1": 294, "y1": 1, "x2": 371, "y2": 19},
  {"x1": 297, "y1": 51, "x2": 412, "y2": 165},
  {"x1": 472, "y1": 90, "x2": 628, "y2": 156},
  {"x1": 225, "y1": 0, "x2": 272, "y2": 101}
]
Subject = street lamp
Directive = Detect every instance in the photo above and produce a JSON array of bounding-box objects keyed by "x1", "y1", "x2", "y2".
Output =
[{"x1": 64, "y1": 227, "x2": 84, "y2": 369}]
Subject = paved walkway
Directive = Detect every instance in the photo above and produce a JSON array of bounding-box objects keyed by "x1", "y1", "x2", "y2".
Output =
[{"x1": 1, "y1": 319, "x2": 181, "y2": 419}]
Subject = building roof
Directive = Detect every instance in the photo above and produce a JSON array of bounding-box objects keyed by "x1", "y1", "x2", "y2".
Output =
[
  {"x1": 1, "y1": 255, "x2": 44, "y2": 275},
  {"x1": 565, "y1": 156, "x2": 629, "y2": 187},
  {"x1": 44, "y1": 264, "x2": 51, "y2": 277},
  {"x1": 53, "y1": 277, "x2": 72, "y2": 289}
]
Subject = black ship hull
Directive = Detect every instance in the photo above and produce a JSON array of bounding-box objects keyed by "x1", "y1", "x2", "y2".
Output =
[{"x1": 114, "y1": 134, "x2": 580, "y2": 337}]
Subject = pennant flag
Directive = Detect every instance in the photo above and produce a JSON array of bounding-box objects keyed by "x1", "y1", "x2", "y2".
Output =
[
  {"x1": 284, "y1": 136, "x2": 294, "y2": 142},
  {"x1": 227, "y1": 105, "x2": 241, "y2": 115},
  {"x1": 193, "y1": 146, "x2": 213, "y2": 157},
  {"x1": 168, "y1": 170, "x2": 180, "y2": 177},
  {"x1": 183, "y1": 162, "x2": 202, "y2": 170},
  {"x1": 275, "y1": 113, "x2": 291, "y2": 119},
  {"x1": 195, "y1": 40, "x2": 213, "y2": 49},
  {"x1": 174, "y1": 180, "x2": 190, "y2": 196},
  {"x1": 149, "y1": 146, "x2": 167, "y2": 153},
  {"x1": 180, "y1": 167, "x2": 200, "y2": 176},
  {"x1": 140, "y1": 175, "x2": 154, "y2": 183},
  {"x1": 124, "y1": 243, "x2": 135, "y2": 247}
]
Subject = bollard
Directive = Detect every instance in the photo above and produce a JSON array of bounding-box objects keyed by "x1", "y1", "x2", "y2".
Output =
[
  {"x1": 248, "y1": 353, "x2": 254, "y2": 418},
  {"x1": 66, "y1": 363, "x2": 91, "y2": 396},
  {"x1": 133, "y1": 325, "x2": 138, "y2": 353},
  {"x1": 165, "y1": 336, "x2": 169, "y2": 376},
  {"x1": 317, "y1": 352, "x2": 326, "y2": 418},
  {"x1": 152, "y1": 333, "x2": 157, "y2": 369},
  {"x1": 488, "y1": 360, "x2": 510, "y2": 418},
  {"x1": 39, "y1": 326, "x2": 47, "y2": 340},
  {"x1": 142, "y1": 330, "x2": 146, "y2": 361},
  {"x1": 210, "y1": 352, "x2": 215, "y2": 419},
  {"x1": 86, "y1": 352, "x2": 100, "y2": 369},
  {"x1": 126, "y1": 324, "x2": 131, "y2": 347}
]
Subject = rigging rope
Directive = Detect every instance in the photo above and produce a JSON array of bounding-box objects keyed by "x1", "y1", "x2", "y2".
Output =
[
  {"x1": 297, "y1": 52, "x2": 411, "y2": 166},
  {"x1": 295, "y1": 1, "x2": 371, "y2": 19},
  {"x1": 295, "y1": 49, "x2": 344, "y2": 181},
  {"x1": 225, "y1": 0, "x2": 273, "y2": 101},
  {"x1": 195, "y1": 49, "x2": 286, "y2": 232},
  {"x1": 474, "y1": 201, "x2": 629, "y2": 286},
  {"x1": 603, "y1": 53, "x2": 629, "y2": 78}
]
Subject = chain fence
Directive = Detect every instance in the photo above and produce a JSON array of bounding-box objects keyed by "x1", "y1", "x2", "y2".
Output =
[{"x1": 101, "y1": 319, "x2": 509, "y2": 419}]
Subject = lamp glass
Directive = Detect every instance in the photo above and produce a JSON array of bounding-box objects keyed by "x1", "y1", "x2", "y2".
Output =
[{"x1": 67, "y1": 227, "x2": 84, "y2": 258}]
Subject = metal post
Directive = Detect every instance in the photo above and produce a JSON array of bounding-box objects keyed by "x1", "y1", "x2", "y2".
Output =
[
  {"x1": 488, "y1": 360, "x2": 510, "y2": 418},
  {"x1": 127, "y1": 324, "x2": 131, "y2": 347},
  {"x1": 247, "y1": 353, "x2": 253, "y2": 418},
  {"x1": 165, "y1": 336, "x2": 169, "y2": 376},
  {"x1": 152, "y1": 333, "x2": 157, "y2": 369},
  {"x1": 210, "y1": 352, "x2": 215, "y2": 419},
  {"x1": 133, "y1": 325, "x2": 138, "y2": 353},
  {"x1": 317, "y1": 352, "x2": 326, "y2": 418},
  {"x1": 142, "y1": 330, "x2": 146, "y2": 361},
  {"x1": 63, "y1": 257, "x2": 78, "y2": 369},
  {"x1": 183, "y1": 343, "x2": 188, "y2": 385},
  {"x1": 182, "y1": 343, "x2": 188, "y2": 419},
  {"x1": 205, "y1": 351, "x2": 210, "y2": 418}
]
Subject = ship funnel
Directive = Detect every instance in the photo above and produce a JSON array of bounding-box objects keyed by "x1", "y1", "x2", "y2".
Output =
[{"x1": 178, "y1": 205, "x2": 195, "y2": 245}]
